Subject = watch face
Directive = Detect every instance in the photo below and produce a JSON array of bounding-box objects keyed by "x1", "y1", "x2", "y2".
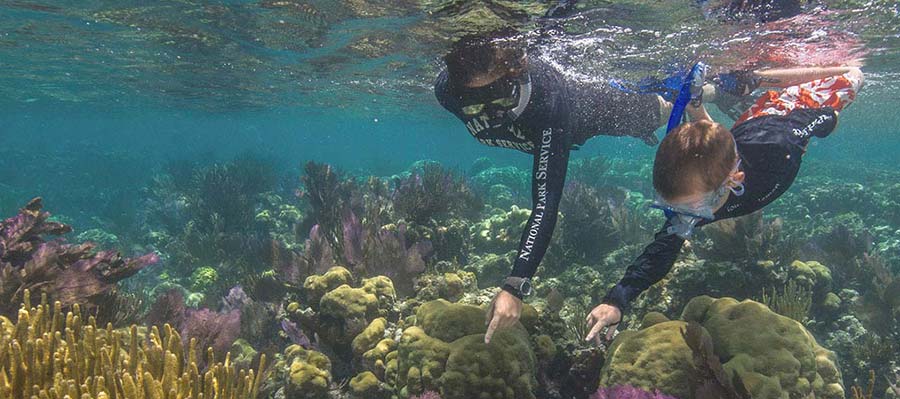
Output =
[{"x1": 520, "y1": 280, "x2": 532, "y2": 296}]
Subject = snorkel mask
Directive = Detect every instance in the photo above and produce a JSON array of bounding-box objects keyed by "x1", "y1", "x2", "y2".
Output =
[{"x1": 651, "y1": 158, "x2": 744, "y2": 239}]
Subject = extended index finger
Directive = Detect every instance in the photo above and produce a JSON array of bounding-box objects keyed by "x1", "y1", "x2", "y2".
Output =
[
  {"x1": 485, "y1": 316, "x2": 500, "y2": 344},
  {"x1": 585, "y1": 318, "x2": 606, "y2": 343}
]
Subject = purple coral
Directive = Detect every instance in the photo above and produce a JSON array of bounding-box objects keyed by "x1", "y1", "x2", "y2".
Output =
[
  {"x1": 0, "y1": 198, "x2": 158, "y2": 316},
  {"x1": 590, "y1": 385, "x2": 679, "y2": 399}
]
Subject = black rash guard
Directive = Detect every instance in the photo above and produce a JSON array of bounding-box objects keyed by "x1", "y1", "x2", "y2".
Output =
[
  {"x1": 602, "y1": 107, "x2": 839, "y2": 312},
  {"x1": 435, "y1": 56, "x2": 660, "y2": 281}
]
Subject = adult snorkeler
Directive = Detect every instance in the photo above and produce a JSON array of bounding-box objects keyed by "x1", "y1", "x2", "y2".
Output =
[
  {"x1": 584, "y1": 65, "x2": 864, "y2": 343},
  {"x1": 433, "y1": 27, "x2": 676, "y2": 344}
]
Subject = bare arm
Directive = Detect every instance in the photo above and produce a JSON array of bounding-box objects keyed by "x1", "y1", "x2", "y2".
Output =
[
  {"x1": 687, "y1": 100, "x2": 712, "y2": 122},
  {"x1": 754, "y1": 67, "x2": 862, "y2": 88}
]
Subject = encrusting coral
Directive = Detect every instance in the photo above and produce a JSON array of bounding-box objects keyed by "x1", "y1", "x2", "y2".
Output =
[{"x1": 0, "y1": 290, "x2": 266, "y2": 399}]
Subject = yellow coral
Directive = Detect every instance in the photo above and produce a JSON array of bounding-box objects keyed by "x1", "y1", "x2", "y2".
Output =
[{"x1": 0, "y1": 290, "x2": 265, "y2": 399}]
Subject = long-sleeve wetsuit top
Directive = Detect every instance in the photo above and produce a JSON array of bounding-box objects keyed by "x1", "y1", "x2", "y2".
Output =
[
  {"x1": 435, "y1": 56, "x2": 660, "y2": 281},
  {"x1": 602, "y1": 107, "x2": 839, "y2": 312}
]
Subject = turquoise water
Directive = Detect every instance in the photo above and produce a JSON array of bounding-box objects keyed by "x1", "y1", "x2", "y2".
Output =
[{"x1": 1, "y1": 1, "x2": 900, "y2": 399}]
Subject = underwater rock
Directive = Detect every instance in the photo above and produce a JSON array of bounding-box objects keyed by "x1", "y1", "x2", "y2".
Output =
[
  {"x1": 0, "y1": 290, "x2": 265, "y2": 399},
  {"x1": 387, "y1": 299, "x2": 537, "y2": 399},
  {"x1": 600, "y1": 296, "x2": 845, "y2": 399},
  {"x1": 75, "y1": 227, "x2": 119, "y2": 247}
]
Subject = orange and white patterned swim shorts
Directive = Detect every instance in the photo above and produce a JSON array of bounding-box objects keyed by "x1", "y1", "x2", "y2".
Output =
[{"x1": 735, "y1": 72, "x2": 862, "y2": 125}]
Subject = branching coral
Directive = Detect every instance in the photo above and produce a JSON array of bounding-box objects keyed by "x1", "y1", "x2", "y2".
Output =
[
  {"x1": 0, "y1": 290, "x2": 266, "y2": 399},
  {"x1": 0, "y1": 198, "x2": 158, "y2": 318}
]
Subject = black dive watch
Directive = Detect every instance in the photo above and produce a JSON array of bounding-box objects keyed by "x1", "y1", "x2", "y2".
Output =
[{"x1": 501, "y1": 276, "x2": 533, "y2": 299}]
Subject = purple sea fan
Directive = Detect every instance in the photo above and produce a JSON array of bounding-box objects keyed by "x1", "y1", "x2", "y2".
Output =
[
  {"x1": 590, "y1": 385, "x2": 679, "y2": 399},
  {"x1": 180, "y1": 308, "x2": 241, "y2": 363},
  {"x1": 0, "y1": 198, "x2": 158, "y2": 317}
]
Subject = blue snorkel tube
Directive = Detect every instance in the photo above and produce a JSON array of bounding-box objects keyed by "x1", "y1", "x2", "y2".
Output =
[
  {"x1": 666, "y1": 62, "x2": 709, "y2": 134},
  {"x1": 659, "y1": 62, "x2": 709, "y2": 221}
]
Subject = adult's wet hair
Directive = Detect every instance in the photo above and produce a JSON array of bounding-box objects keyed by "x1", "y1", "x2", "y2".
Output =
[
  {"x1": 443, "y1": 27, "x2": 527, "y2": 87},
  {"x1": 653, "y1": 120, "x2": 737, "y2": 200}
]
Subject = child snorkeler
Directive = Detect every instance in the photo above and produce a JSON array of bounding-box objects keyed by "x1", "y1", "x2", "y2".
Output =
[{"x1": 584, "y1": 65, "x2": 864, "y2": 343}]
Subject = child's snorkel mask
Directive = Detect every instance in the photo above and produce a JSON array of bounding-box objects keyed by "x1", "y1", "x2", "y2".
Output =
[{"x1": 650, "y1": 158, "x2": 744, "y2": 239}]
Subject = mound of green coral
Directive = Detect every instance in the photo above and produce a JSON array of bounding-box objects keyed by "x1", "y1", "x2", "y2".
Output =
[
  {"x1": 600, "y1": 296, "x2": 844, "y2": 399},
  {"x1": 0, "y1": 291, "x2": 265, "y2": 399},
  {"x1": 384, "y1": 299, "x2": 537, "y2": 399}
]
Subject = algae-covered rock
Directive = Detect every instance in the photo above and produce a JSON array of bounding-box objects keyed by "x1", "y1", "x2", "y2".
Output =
[
  {"x1": 229, "y1": 338, "x2": 258, "y2": 370},
  {"x1": 389, "y1": 299, "x2": 537, "y2": 399},
  {"x1": 600, "y1": 295, "x2": 845, "y2": 399},
  {"x1": 304, "y1": 266, "x2": 353, "y2": 305}
]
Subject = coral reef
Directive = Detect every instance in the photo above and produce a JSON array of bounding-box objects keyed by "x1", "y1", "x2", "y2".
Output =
[
  {"x1": 0, "y1": 290, "x2": 265, "y2": 399},
  {"x1": 0, "y1": 198, "x2": 158, "y2": 318}
]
